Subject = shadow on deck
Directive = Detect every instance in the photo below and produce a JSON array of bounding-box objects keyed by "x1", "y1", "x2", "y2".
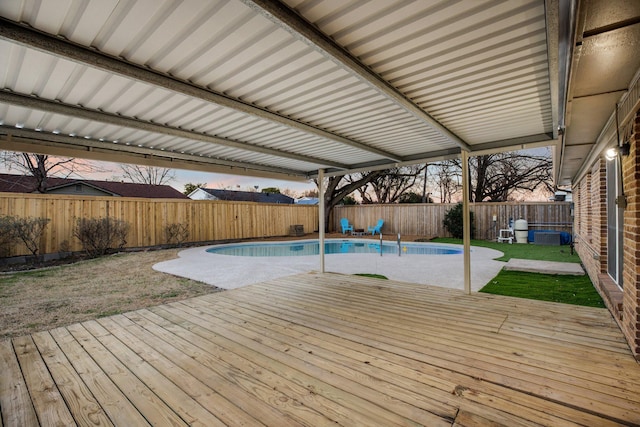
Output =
[{"x1": 2, "y1": 273, "x2": 639, "y2": 426}]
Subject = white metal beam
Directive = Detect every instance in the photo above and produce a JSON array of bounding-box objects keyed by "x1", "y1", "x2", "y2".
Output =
[
  {"x1": 462, "y1": 150, "x2": 472, "y2": 294},
  {"x1": 318, "y1": 168, "x2": 325, "y2": 273},
  {"x1": 312, "y1": 148, "x2": 462, "y2": 179},
  {"x1": 0, "y1": 128, "x2": 310, "y2": 180},
  {"x1": 0, "y1": 91, "x2": 348, "y2": 170}
]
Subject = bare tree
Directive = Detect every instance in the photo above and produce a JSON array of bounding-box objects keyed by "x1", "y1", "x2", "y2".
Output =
[
  {"x1": 1, "y1": 152, "x2": 99, "y2": 193},
  {"x1": 119, "y1": 164, "x2": 175, "y2": 185},
  {"x1": 353, "y1": 165, "x2": 426, "y2": 204},
  {"x1": 428, "y1": 150, "x2": 552, "y2": 202},
  {"x1": 318, "y1": 170, "x2": 387, "y2": 231},
  {"x1": 461, "y1": 152, "x2": 552, "y2": 202},
  {"x1": 431, "y1": 160, "x2": 461, "y2": 203}
]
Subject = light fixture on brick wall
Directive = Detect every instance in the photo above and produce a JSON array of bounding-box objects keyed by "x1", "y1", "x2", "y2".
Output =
[
  {"x1": 605, "y1": 142, "x2": 630, "y2": 161},
  {"x1": 607, "y1": 103, "x2": 632, "y2": 161}
]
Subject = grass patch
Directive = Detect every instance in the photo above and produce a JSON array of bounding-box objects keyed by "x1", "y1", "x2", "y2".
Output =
[
  {"x1": 354, "y1": 273, "x2": 388, "y2": 280},
  {"x1": 432, "y1": 238, "x2": 580, "y2": 263},
  {"x1": 481, "y1": 270, "x2": 605, "y2": 308},
  {"x1": 97, "y1": 309, "x2": 123, "y2": 318},
  {"x1": 433, "y1": 238, "x2": 605, "y2": 307}
]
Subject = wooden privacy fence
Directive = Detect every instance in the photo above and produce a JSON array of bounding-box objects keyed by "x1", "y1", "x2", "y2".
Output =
[
  {"x1": 0, "y1": 193, "x2": 318, "y2": 257},
  {"x1": 334, "y1": 202, "x2": 573, "y2": 240},
  {"x1": 0, "y1": 193, "x2": 572, "y2": 256}
]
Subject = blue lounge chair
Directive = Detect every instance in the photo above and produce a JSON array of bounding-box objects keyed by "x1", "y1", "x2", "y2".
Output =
[
  {"x1": 368, "y1": 219, "x2": 384, "y2": 235},
  {"x1": 340, "y1": 218, "x2": 354, "y2": 234}
]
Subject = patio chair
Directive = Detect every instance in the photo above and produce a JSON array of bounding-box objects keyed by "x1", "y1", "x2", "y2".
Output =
[
  {"x1": 367, "y1": 219, "x2": 384, "y2": 235},
  {"x1": 340, "y1": 218, "x2": 354, "y2": 234},
  {"x1": 497, "y1": 218, "x2": 514, "y2": 244}
]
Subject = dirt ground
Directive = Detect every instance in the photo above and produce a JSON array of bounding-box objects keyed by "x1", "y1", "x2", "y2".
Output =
[
  {"x1": 0, "y1": 249, "x2": 219, "y2": 339},
  {"x1": 0, "y1": 233, "x2": 435, "y2": 339}
]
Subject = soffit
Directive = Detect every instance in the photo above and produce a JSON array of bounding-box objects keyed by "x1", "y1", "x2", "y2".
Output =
[
  {"x1": 558, "y1": 0, "x2": 640, "y2": 186},
  {"x1": 0, "y1": 0, "x2": 556, "y2": 180}
]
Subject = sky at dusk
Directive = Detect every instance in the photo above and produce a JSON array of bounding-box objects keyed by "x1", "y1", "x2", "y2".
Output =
[
  {"x1": 0, "y1": 152, "x2": 317, "y2": 196},
  {"x1": 1, "y1": 146, "x2": 553, "y2": 199},
  {"x1": 73, "y1": 159, "x2": 318, "y2": 196},
  {"x1": 167, "y1": 167, "x2": 317, "y2": 195}
]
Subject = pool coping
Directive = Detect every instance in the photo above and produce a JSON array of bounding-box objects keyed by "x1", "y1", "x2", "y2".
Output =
[
  {"x1": 205, "y1": 238, "x2": 465, "y2": 256},
  {"x1": 153, "y1": 238, "x2": 506, "y2": 291}
]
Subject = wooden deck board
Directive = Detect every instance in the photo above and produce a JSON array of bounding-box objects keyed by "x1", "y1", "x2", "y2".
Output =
[
  {"x1": 209, "y1": 282, "x2": 637, "y2": 424},
  {"x1": 2, "y1": 272, "x2": 640, "y2": 426},
  {"x1": 30, "y1": 331, "x2": 113, "y2": 427}
]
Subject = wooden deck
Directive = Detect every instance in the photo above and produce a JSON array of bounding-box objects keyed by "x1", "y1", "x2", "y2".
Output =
[{"x1": 2, "y1": 272, "x2": 640, "y2": 426}]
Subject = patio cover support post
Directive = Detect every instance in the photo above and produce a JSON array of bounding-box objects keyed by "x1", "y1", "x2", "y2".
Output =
[
  {"x1": 462, "y1": 150, "x2": 472, "y2": 294},
  {"x1": 318, "y1": 168, "x2": 325, "y2": 273}
]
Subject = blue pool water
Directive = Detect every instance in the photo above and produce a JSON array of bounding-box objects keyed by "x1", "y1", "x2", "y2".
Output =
[{"x1": 206, "y1": 240, "x2": 463, "y2": 257}]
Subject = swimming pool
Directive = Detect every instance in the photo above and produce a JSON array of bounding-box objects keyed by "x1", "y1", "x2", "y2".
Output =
[{"x1": 206, "y1": 239, "x2": 463, "y2": 257}]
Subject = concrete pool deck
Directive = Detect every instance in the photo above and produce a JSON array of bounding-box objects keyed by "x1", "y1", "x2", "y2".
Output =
[{"x1": 153, "y1": 239, "x2": 506, "y2": 291}]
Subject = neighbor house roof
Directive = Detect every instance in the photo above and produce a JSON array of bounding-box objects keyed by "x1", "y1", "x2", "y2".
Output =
[
  {"x1": 295, "y1": 197, "x2": 319, "y2": 205},
  {"x1": 197, "y1": 188, "x2": 293, "y2": 204},
  {"x1": 0, "y1": 173, "x2": 189, "y2": 199}
]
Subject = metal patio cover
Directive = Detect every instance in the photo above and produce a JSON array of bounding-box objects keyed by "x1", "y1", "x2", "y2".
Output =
[{"x1": 0, "y1": 0, "x2": 563, "y2": 181}]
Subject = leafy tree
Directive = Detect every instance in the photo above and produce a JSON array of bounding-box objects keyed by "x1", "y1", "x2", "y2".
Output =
[
  {"x1": 119, "y1": 164, "x2": 175, "y2": 185},
  {"x1": 399, "y1": 191, "x2": 432, "y2": 203},
  {"x1": 443, "y1": 203, "x2": 474, "y2": 239},
  {"x1": 341, "y1": 195, "x2": 357, "y2": 205},
  {"x1": 183, "y1": 182, "x2": 206, "y2": 195},
  {"x1": 261, "y1": 187, "x2": 281, "y2": 194}
]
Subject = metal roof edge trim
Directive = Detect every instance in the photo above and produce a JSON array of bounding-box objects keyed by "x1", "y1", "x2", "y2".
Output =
[
  {"x1": 545, "y1": 0, "x2": 561, "y2": 140},
  {"x1": 469, "y1": 133, "x2": 556, "y2": 156},
  {"x1": 553, "y1": 0, "x2": 580, "y2": 185}
]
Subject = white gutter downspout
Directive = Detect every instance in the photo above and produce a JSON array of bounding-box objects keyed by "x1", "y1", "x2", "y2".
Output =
[
  {"x1": 461, "y1": 151, "x2": 472, "y2": 294},
  {"x1": 318, "y1": 168, "x2": 325, "y2": 273}
]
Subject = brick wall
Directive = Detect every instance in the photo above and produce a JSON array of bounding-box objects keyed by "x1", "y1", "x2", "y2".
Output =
[
  {"x1": 621, "y1": 112, "x2": 640, "y2": 357},
  {"x1": 573, "y1": 110, "x2": 640, "y2": 359}
]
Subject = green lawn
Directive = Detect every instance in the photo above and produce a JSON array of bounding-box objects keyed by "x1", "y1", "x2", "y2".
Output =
[
  {"x1": 432, "y1": 238, "x2": 604, "y2": 308},
  {"x1": 354, "y1": 273, "x2": 388, "y2": 280},
  {"x1": 433, "y1": 238, "x2": 580, "y2": 263},
  {"x1": 480, "y1": 270, "x2": 604, "y2": 307}
]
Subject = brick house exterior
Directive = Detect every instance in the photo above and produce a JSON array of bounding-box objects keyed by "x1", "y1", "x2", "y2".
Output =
[{"x1": 574, "y1": 109, "x2": 640, "y2": 360}]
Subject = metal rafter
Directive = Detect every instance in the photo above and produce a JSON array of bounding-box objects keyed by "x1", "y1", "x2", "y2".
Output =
[
  {"x1": 0, "y1": 90, "x2": 349, "y2": 170},
  {"x1": 0, "y1": 126, "x2": 309, "y2": 179},
  {"x1": 243, "y1": 0, "x2": 472, "y2": 152},
  {"x1": 0, "y1": 17, "x2": 403, "y2": 163}
]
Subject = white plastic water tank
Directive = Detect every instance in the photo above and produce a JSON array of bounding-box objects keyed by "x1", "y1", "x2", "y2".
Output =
[{"x1": 514, "y1": 219, "x2": 528, "y2": 244}]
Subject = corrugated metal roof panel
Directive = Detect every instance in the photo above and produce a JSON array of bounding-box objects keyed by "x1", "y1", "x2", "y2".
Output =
[
  {"x1": 0, "y1": 0, "x2": 563, "y2": 180},
  {"x1": 286, "y1": 0, "x2": 552, "y2": 147}
]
